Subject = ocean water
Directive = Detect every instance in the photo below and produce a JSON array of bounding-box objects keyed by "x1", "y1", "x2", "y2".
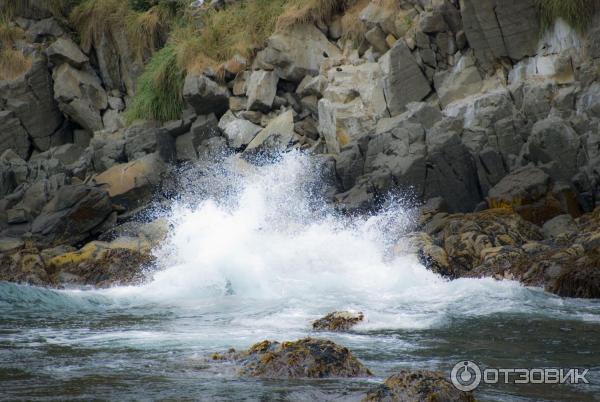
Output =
[{"x1": 1, "y1": 152, "x2": 599, "y2": 401}]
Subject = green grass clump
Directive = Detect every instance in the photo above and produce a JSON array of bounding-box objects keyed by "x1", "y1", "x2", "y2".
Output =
[
  {"x1": 125, "y1": 45, "x2": 184, "y2": 123},
  {"x1": 128, "y1": 0, "x2": 364, "y2": 122},
  {"x1": 537, "y1": 0, "x2": 600, "y2": 33}
]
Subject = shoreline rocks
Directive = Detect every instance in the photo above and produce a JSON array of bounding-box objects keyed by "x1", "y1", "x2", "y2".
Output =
[{"x1": 212, "y1": 338, "x2": 372, "y2": 379}]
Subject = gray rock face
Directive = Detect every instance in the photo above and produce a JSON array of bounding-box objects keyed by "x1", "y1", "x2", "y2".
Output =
[
  {"x1": 53, "y1": 63, "x2": 108, "y2": 132},
  {"x1": 31, "y1": 184, "x2": 113, "y2": 247},
  {"x1": 522, "y1": 117, "x2": 581, "y2": 181},
  {"x1": 245, "y1": 70, "x2": 278, "y2": 112},
  {"x1": 0, "y1": 111, "x2": 31, "y2": 159},
  {"x1": 488, "y1": 166, "x2": 551, "y2": 204},
  {"x1": 256, "y1": 24, "x2": 342, "y2": 82},
  {"x1": 218, "y1": 111, "x2": 262, "y2": 149},
  {"x1": 183, "y1": 73, "x2": 230, "y2": 116},
  {"x1": 244, "y1": 110, "x2": 295, "y2": 156},
  {"x1": 46, "y1": 38, "x2": 89, "y2": 68},
  {"x1": 124, "y1": 124, "x2": 175, "y2": 163},
  {"x1": 0, "y1": 58, "x2": 64, "y2": 152},
  {"x1": 379, "y1": 40, "x2": 431, "y2": 116},
  {"x1": 542, "y1": 214, "x2": 577, "y2": 238},
  {"x1": 460, "y1": 0, "x2": 540, "y2": 68}
]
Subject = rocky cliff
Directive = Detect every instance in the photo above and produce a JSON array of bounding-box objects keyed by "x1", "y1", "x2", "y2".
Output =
[{"x1": 1, "y1": 0, "x2": 600, "y2": 296}]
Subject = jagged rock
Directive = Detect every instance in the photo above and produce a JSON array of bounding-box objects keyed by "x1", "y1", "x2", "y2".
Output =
[
  {"x1": 245, "y1": 70, "x2": 278, "y2": 112},
  {"x1": 363, "y1": 370, "x2": 475, "y2": 402},
  {"x1": 46, "y1": 37, "x2": 89, "y2": 68},
  {"x1": 175, "y1": 114, "x2": 221, "y2": 161},
  {"x1": 30, "y1": 184, "x2": 113, "y2": 247},
  {"x1": 94, "y1": 153, "x2": 166, "y2": 211},
  {"x1": 221, "y1": 338, "x2": 372, "y2": 378},
  {"x1": 434, "y1": 54, "x2": 483, "y2": 107},
  {"x1": 296, "y1": 75, "x2": 327, "y2": 98},
  {"x1": 183, "y1": 73, "x2": 230, "y2": 116},
  {"x1": 53, "y1": 63, "x2": 108, "y2": 132},
  {"x1": 335, "y1": 143, "x2": 365, "y2": 191},
  {"x1": 396, "y1": 232, "x2": 452, "y2": 277},
  {"x1": 0, "y1": 111, "x2": 31, "y2": 159},
  {"x1": 379, "y1": 40, "x2": 431, "y2": 116},
  {"x1": 365, "y1": 25, "x2": 390, "y2": 55},
  {"x1": 318, "y1": 62, "x2": 388, "y2": 153},
  {"x1": 0, "y1": 58, "x2": 64, "y2": 152},
  {"x1": 27, "y1": 18, "x2": 64, "y2": 42},
  {"x1": 124, "y1": 124, "x2": 175, "y2": 162},
  {"x1": 487, "y1": 166, "x2": 580, "y2": 224},
  {"x1": 218, "y1": 111, "x2": 262, "y2": 149},
  {"x1": 244, "y1": 110, "x2": 294, "y2": 156},
  {"x1": 312, "y1": 311, "x2": 364, "y2": 331},
  {"x1": 440, "y1": 209, "x2": 543, "y2": 276},
  {"x1": 45, "y1": 239, "x2": 155, "y2": 287},
  {"x1": 521, "y1": 117, "x2": 581, "y2": 181},
  {"x1": 460, "y1": 0, "x2": 540, "y2": 68},
  {"x1": 90, "y1": 130, "x2": 127, "y2": 172},
  {"x1": 102, "y1": 109, "x2": 123, "y2": 132},
  {"x1": 256, "y1": 24, "x2": 342, "y2": 82},
  {"x1": 542, "y1": 214, "x2": 577, "y2": 239}
]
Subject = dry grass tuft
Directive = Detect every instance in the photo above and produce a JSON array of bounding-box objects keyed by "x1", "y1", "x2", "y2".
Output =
[
  {"x1": 69, "y1": 0, "x2": 174, "y2": 60},
  {"x1": 276, "y1": 0, "x2": 353, "y2": 30},
  {"x1": 0, "y1": 14, "x2": 31, "y2": 81}
]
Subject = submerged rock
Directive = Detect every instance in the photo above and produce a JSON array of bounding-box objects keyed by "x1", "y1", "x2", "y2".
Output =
[
  {"x1": 214, "y1": 338, "x2": 372, "y2": 379},
  {"x1": 312, "y1": 311, "x2": 364, "y2": 331},
  {"x1": 363, "y1": 370, "x2": 475, "y2": 402}
]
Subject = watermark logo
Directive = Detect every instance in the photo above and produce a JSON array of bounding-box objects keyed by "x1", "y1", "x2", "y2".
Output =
[
  {"x1": 451, "y1": 361, "x2": 482, "y2": 391},
  {"x1": 451, "y1": 361, "x2": 590, "y2": 391}
]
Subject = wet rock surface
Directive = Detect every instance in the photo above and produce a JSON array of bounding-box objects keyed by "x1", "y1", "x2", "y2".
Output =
[
  {"x1": 363, "y1": 370, "x2": 475, "y2": 402},
  {"x1": 312, "y1": 311, "x2": 365, "y2": 331},
  {"x1": 212, "y1": 338, "x2": 372, "y2": 379}
]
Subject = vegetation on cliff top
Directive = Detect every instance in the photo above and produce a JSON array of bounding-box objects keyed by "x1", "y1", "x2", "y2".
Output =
[
  {"x1": 125, "y1": 44, "x2": 185, "y2": 124},
  {"x1": 0, "y1": 14, "x2": 32, "y2": 81},
  {"x1": 126, "y1": 0, "x2": 363, "y2": 122},
  {"x1": 537, "y1": 0, "x2": 600, "y2": 33}
]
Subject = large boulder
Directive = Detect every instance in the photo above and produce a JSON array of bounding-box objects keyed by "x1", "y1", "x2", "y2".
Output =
[
  {"x1": 520, "y1": 116, "x2": 582, "y2": 181},
  {"x1": 318, "y1": 62, "x2": 388, "y2": 153},
  {"x1": 0, "y1": 111, "x2": 31, "y2": 159},
  {"x1": 256, "y1": 24, "x2": 342, "y2": 82},
  {"x1": 45, "y1": 37, "x2": 89, "y2": 68},
  {"x1": 460, "y1": 0, "x2": 540, "y2": 68},
  {"x1": 45, "y1": 239, "x2": 155, "y2": 287},
  {"x1": 214, "y1": 338, "x2": 371, "y2": 378},
  {"x1": 183, "y1": 73, "x2": 230, "y2": 116},
  {"x1": 53, "y1": 63, "x2": 108, "y2": 132},
  {"x1": 245, "y1": 70, "x2": 278, "y2": 112},
  {"x1": 218, "y1": 111, "x2": 262, "y2": 149},
  {"x1": 94, "y1": 153, "x2": 166, "y2": 211},
  {"x1": 433, "y1": 54, "x2": 483, "y2": 107},
  {"x1": 244, "y1": 110, "x2": 295, "y2": 156},
  {"x1": 30, "y1": 184, "x2": 113, "y2": 247},
  {"x1": 0, "y1": 58, "x2": 64, "y2": 152},
  {"x1": 379, "y1": 40, "x2": 431, "y2": 116},
  {"x1": 487, "y1": 166, "x2": 581, "y2": 224},
  {"x1": 363, "y1": 370, "x2": 475, "y2": 402}
]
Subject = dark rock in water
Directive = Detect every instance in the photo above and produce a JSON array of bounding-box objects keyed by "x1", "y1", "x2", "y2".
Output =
[
  {"x1": 312, "y1": 311, "x2": 364, "y2": 331},
  {"x1": 363, "y1": 370, "x2": 475, "y2": 402},
  {"x1": 215, "y1": 338, "x2": 372, "y2": 379}
]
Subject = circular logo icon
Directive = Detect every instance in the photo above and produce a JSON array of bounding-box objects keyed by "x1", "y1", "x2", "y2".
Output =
[{"x1": 451, "y1": 360, "x2": 482, "y2": 392}]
